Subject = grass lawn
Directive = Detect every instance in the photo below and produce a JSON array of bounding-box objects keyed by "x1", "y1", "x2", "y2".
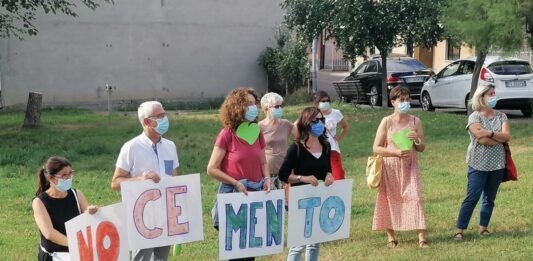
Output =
[{"x1": 0, "y1": 105, "x2": 532, "y2": 260}]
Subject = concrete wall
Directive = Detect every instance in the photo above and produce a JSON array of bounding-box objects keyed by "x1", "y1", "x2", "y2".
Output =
[{"x1": 0, "y1": 0, "x2": 283, "y2": 108}]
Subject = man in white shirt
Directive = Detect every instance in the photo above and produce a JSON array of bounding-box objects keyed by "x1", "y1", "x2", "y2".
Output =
[{"x1": 111, "y1": 101, "x2": 179, "y2": 261}]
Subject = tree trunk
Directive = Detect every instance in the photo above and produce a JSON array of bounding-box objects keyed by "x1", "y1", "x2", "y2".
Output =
[
  {"x1": 23, "y1": 92, "x2": 43, "y2": 128},
  {"x1": 381, "y1": 54, "x2": 389, "y2": 108},
  {"x1": 468, "y1": 51, "x2": 488, "y2": 115}
]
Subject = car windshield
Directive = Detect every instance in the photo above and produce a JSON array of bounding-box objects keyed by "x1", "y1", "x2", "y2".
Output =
[
  {"x1": 488, "y1": 61, "x2": 533, "y2": 75},
  {"x1": 387, "y1": 59, "x2": 427, "y2": 72}
]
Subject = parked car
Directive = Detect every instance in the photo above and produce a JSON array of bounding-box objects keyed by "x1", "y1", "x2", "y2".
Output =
[
  {"x1": 420, "y1": 56, "x2": 533, "y2": 117},
  {"x1": 343, "y1": 56, "x2": 433, "y2": 106}
]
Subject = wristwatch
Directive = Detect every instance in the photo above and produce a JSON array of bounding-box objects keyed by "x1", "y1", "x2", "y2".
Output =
[{"x1": 297, "y1": 175, "x2": 302, "y2": 182}]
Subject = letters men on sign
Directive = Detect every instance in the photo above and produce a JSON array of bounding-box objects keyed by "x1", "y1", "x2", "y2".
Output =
[{"x1": 217, "y1": 189, "x2": 285, "y2": 260}]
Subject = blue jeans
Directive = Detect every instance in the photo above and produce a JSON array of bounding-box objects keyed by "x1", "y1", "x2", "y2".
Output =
[
  {"x1": 287, "y1": 244, "x2": 320, "y2": 261},
  {"x1": 211, "y1": 179, "x2": 264, "y2": 229},
  {"x1": 456, "y1": 166, "x2": 505, "y2": 229}
]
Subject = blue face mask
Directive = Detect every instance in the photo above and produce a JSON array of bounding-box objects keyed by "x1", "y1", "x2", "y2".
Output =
[
  {"x1": 272, "y1": 107, "x2": 283, "y2": 119},
  {"x1": 245, "y1": 105, "x2": 259, "y2": 121},
  {"x1": 155, "y1": 116, "x2": 170, "y2": 135},
  {"x1": 397, "y1": 102, "x2": 411, "y2": 113},
  {"x1": 318, "y1": 102, "x2": 331, "y2": 111},
  {"x1": 487, "y1": 96, "x2": 497, "y2": 108},
  {"x1": 310, "y1": 121, "x2": 325, "y2": 137},
  {"x1": 55, "y1": 178, "x2": 73, "y2": 192}
]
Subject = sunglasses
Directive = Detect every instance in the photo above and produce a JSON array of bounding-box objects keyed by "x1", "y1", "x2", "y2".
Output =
[
  {"x1": 311, "y1": 117, "x2": 326, "y2": 124},
  {"x1": 270, "y1": 105, "x2": 283, "y2": 109},
  {"x1": 320, "y1": 99, "x2": 330, "y2": 103}
]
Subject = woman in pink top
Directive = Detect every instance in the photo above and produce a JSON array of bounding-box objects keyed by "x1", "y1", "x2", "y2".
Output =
[
  {"x1": 207, "y1": 87, "x2": 271, "y2": 261},
  {"x1": 372, "y1": 86, "x2": 428, "y2": 249},
  {"x1": 259, "y1": 92, "x2": 294, "y2": 189}
]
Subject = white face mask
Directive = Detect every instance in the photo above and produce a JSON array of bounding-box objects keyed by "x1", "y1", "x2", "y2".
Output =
[{"x1": 397, "y1": 101, "x2": 411, "y2": 113}]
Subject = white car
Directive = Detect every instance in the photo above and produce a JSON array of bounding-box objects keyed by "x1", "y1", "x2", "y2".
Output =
[{"x1": 420, "y1": 56, "x2": 533, "y2": 117}]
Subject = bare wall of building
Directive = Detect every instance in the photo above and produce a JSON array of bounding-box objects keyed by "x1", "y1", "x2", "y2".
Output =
[{"x1": 0, "y1": 0, "x2": 283, "y2": 108}]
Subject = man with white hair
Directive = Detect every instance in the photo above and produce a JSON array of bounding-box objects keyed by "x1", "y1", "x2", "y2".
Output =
[{"x1": 111, "y1": 101, "x2": 179, "y2": 261}]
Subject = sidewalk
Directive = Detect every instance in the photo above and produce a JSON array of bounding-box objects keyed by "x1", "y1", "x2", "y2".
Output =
[{"x1": 316, "y1": 70, "x2": 350, "y2": 100}]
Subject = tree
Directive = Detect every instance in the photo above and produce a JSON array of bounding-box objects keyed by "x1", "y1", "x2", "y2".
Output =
[
  {"x1": 442, "y1": 0, "x2": 525, "y2": 114},
  {"x1": 0, "y1": 0, "x2": 112, "y2": 39},
  {"x1": 283, "y1": 0, "x2": 445, "y2": 107}
]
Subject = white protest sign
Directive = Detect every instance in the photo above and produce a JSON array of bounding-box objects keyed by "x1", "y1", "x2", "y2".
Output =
[
  {"x1": 65, "y1": 203, "x2": 129, "y2": 261},
  {"x1": 287, "y1": 179, "x2": 353, "y2": 247},
  {"x1": 217, "y1": 189, "x2": 285, "y2": 260},
  {"x1": 120, "y1": 173, "x2": 204, "y2": 250}
]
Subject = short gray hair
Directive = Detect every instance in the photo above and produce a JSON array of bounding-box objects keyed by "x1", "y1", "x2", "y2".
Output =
[
  {"x1": 260, "y1": 92, "x2": 284, "y2": 110},
  {"x1": 137, "y1": 101, "x2": 163, "y2": 126},
  {"x1": 470, "y1": 84, "x2": 495, "y2": 111}
]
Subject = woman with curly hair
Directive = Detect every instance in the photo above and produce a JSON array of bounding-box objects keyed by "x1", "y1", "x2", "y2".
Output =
[
  {"x1": 207, "y1": 87, "x2": 271, "y2": 261},
  {"x1": 278, "y1": 107, "x2": 334, "y2": 261}
]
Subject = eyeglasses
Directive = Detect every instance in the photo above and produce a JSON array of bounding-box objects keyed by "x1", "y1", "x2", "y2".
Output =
[
  {"x1": 270, "y1": 105, "x2": 283, "y2": 109},
  {"x1": 54, "y1": 170, "x2": 75, "y2": 180},
  {"x1": 148, "y1": 113, "x2": 167, "y2": 120},
  {"x1": 320, "y1": 99, "x2": 330, "y2": 103},
  {"x1": 311, "y1": 117, "x2": 326, "y2": 124}
]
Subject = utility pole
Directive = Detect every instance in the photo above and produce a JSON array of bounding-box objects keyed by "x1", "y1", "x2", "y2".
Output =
[{"x1": 311, "y1": 36, "x2": 318, "y2": 94}]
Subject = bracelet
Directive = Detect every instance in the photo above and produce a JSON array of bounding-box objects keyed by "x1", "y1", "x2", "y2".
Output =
[
  {"x1": 414, "y1": 138, "x2": 422, "y2": 146},
  {"x1": 263, "y1": 177, "x2": 271, "y2": 180}
]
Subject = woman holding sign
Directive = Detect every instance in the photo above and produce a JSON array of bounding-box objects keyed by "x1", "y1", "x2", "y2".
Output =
[
  {"x1": 207, "y1": 87, "x2": 271, "y2": 261},
  {"x1": 279, "y1": 107, "x2": 335, "y2": 261},
  {"x1": 32, "y1": 156, "x2": 98, "y2": 261},
  {"x1": 372, "y1": 86, "x2": 428, "y2": 248}
]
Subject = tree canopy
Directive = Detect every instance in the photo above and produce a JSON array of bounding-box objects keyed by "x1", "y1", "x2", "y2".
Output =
[
  {"x1": 442, "y1": 0, "x2": 527, "y2": 113},
  {"x1": 0, "y1": 0, "x2": 112, "y2": 39},
  {"x1": 282, "y1": 0, "x2": 445, "y2": 106}
]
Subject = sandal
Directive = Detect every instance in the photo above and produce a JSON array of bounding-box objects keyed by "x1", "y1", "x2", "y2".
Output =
[
  {"x1": 387, "y1": 240, "x2": 398, "y2": 249},
  {"x1": 454, "y1": 232, "x2": 463, "y2": 240},
  {"x1": 480, "y1": 229, "x2": 490, "y2": 236},
  {"x1": 418, "y1": 241, "x2": 429, "y2": 248}
]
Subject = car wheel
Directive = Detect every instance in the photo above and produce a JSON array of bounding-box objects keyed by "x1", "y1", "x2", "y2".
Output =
[
  {"x1": 521, "y1": 102, "x2": 533, "y2": 117},
  {"x1": 369, "y1": 86, "x2": 381, "y2": 107},
  {"x1": 421, "y1": 92, "x2": 435, "y2": 112}
]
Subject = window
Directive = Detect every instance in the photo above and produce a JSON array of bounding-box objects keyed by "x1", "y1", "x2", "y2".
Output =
[
  {"x1": 364, "y1": 61, "x2": 378, "y2": 72},
  {"x1": 446, "y1": 40, "x2": 461, "y2": 61},
  {"x1": 460, "y1": 61, "x2": 475, "y2": 75},
  {"x1": 488, "y1": 61, "x2": 533, "y2": 75},
  {"x1": 440, "y1": 62, "x2": 461, "y2": 78},
  {"x1": 355, "y1": 63, "x2": 367, "y2": 74}
]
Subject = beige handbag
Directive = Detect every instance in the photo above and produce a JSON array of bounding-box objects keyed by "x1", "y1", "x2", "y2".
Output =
[
  {"x1": 366, "y1": 116, "x2": 390, "y2": 189},
  {"x1": 366, "y1": 154, "x2": 383, "y2": 189}
]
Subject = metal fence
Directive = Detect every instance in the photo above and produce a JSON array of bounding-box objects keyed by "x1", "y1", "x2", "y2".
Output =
[{"x1": 324, "y1": 42, "x2": 350, "y2": 71}]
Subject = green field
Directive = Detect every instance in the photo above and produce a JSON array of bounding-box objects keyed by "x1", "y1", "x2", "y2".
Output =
[{"x1": 0, "y1": 105, "x2": 531, "y2": 260}]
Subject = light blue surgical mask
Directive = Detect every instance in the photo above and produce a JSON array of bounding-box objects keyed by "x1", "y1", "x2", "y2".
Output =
[
  {"x1": 272, "y1": 107, "x2": 283, "y2": 119},
  {"x1": 318, "y1": 102, "x2": 331, "y2": 111},
  {"x1": 310, "y1": 121, "x2": 325, "y2": 137},
  {"x1": 487, "y1": 96, "x2": 497, "y2": 108},
  {"x1": 397, "y1": 102, "x2": 411, "y2": 113},
  {"x1": 245, "y1": 105, "x2": 258, "y2": 121},
  {"x1": 55, "y1": 178, "x2": 73, "y2": 192},
  {"x1": 155, "y1": 116, "x2": 170, "y2": 135}
]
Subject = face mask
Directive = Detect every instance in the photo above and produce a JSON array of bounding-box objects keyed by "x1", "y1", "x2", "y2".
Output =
[
  {"x1": 245, "y1": 105, "x2": 259, "y2": 121},
  {"x1": 272, "y1": 107, "x2": 283, "y2": 119},
  {"x1": 55, "y1": 178, "x2": 73, "y2": 192},
  {"x1": 487, "y1": 96, "x2": 497, "y2": 108},
  {"x1": 155, "y1": 116, "x2": 170, "y2": 135},
  {"x1": 397, "y1": 102, "x2": 411, "y2": 113},
  {"x1": 318, "y1": 102, "x2": 331, "y2": 111},
  {"x1": 310, "y1": 121, "x2": 325, "y2": 137}
]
